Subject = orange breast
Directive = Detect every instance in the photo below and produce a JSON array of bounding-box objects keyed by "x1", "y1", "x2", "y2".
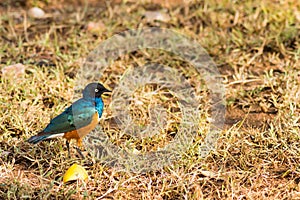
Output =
[{"x1": 63, "y1": 112, "x2": 99, "y2": 142}]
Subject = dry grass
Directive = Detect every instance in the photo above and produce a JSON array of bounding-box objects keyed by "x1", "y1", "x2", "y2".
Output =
[{"x1": 1, "y1": 0, "x2": 300, "y2": 199}]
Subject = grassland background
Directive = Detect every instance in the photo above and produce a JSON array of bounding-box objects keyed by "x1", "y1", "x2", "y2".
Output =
[{"x1": 0, "y1": 0, "x2": 300, "y2": 199}]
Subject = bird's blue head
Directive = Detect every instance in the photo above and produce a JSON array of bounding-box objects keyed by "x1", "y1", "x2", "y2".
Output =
[{"x1": 82, "y1": 82, "x2": 111, "y2": 99}]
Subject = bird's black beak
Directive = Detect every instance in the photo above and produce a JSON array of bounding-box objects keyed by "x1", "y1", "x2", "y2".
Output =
[
  {"x1": 102, "y1": 88, "x2": 112, "y2": 98},
  {"x1": 104, "y1": 88, "x2": 111, "y2": 93}
]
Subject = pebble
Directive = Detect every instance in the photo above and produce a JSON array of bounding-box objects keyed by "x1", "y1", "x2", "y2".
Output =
[{"x1": 28, "y1": 7, "x2": 46, "y2": 19}]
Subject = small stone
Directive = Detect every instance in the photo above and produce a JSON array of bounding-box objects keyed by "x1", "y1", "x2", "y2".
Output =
[
  {"x1": 144, "y1": 11, "x2": 171, "y2": 22},
  {"x1": 28, "y1": 7, "x2": 46, "y2": 19},
  {"x1": 86, "y1": 21, "x2": 106, "y2": 33},
  {"x1": 1, "y1": 63, "x2": 26, "y2": 78}
]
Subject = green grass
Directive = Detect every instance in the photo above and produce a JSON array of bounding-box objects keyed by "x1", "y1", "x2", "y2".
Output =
[{"x1": 1, "y1": 0, "x2": 300, "y2": 199}]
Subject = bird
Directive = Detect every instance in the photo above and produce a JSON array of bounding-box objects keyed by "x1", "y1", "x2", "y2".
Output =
[{"x1": 27, "y1": 82, "x2": 111, "y2": 158}]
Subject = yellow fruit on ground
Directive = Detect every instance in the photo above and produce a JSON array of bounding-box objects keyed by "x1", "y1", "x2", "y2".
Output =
[{"x1": 63, "y1": 164, "x2": 89, "y2": 183}]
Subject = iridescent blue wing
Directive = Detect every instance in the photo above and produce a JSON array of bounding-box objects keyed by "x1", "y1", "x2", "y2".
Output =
[{"x1": 43, "y1": 99, "x2": 97, "y2": 134}]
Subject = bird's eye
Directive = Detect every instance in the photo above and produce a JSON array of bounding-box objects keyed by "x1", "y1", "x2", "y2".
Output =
[{"x1": 95, "y1": 89, "x2": 99, "y2": 93}]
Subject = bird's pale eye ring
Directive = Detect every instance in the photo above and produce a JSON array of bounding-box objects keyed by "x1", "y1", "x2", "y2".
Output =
[{"x1": 95, "y1": 89, "x2": 99, "y2": 93}]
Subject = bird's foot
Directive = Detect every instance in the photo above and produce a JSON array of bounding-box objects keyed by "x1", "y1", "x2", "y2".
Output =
[
  {"x1": 83, "y1": 159, "x2": 94, "y2": 167},
  {"x1": 74, "y1": 146, "x2": 85, "y2": 159}
]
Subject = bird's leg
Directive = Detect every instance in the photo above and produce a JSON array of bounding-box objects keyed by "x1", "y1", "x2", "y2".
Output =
[
  {"x1": 75, "y1": 147, "x2": 85, "y2": 159},
  {"x1": 66, "y1": 140, "x2": 70, "y2": 158},
  {"x1": 75, "y1": 139, "x2": 85, "y2": 159}
]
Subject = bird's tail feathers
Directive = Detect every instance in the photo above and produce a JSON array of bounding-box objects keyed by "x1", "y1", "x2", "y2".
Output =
[{"x1": 27, "y1": 132, "x2": 64, "y2": 144}]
